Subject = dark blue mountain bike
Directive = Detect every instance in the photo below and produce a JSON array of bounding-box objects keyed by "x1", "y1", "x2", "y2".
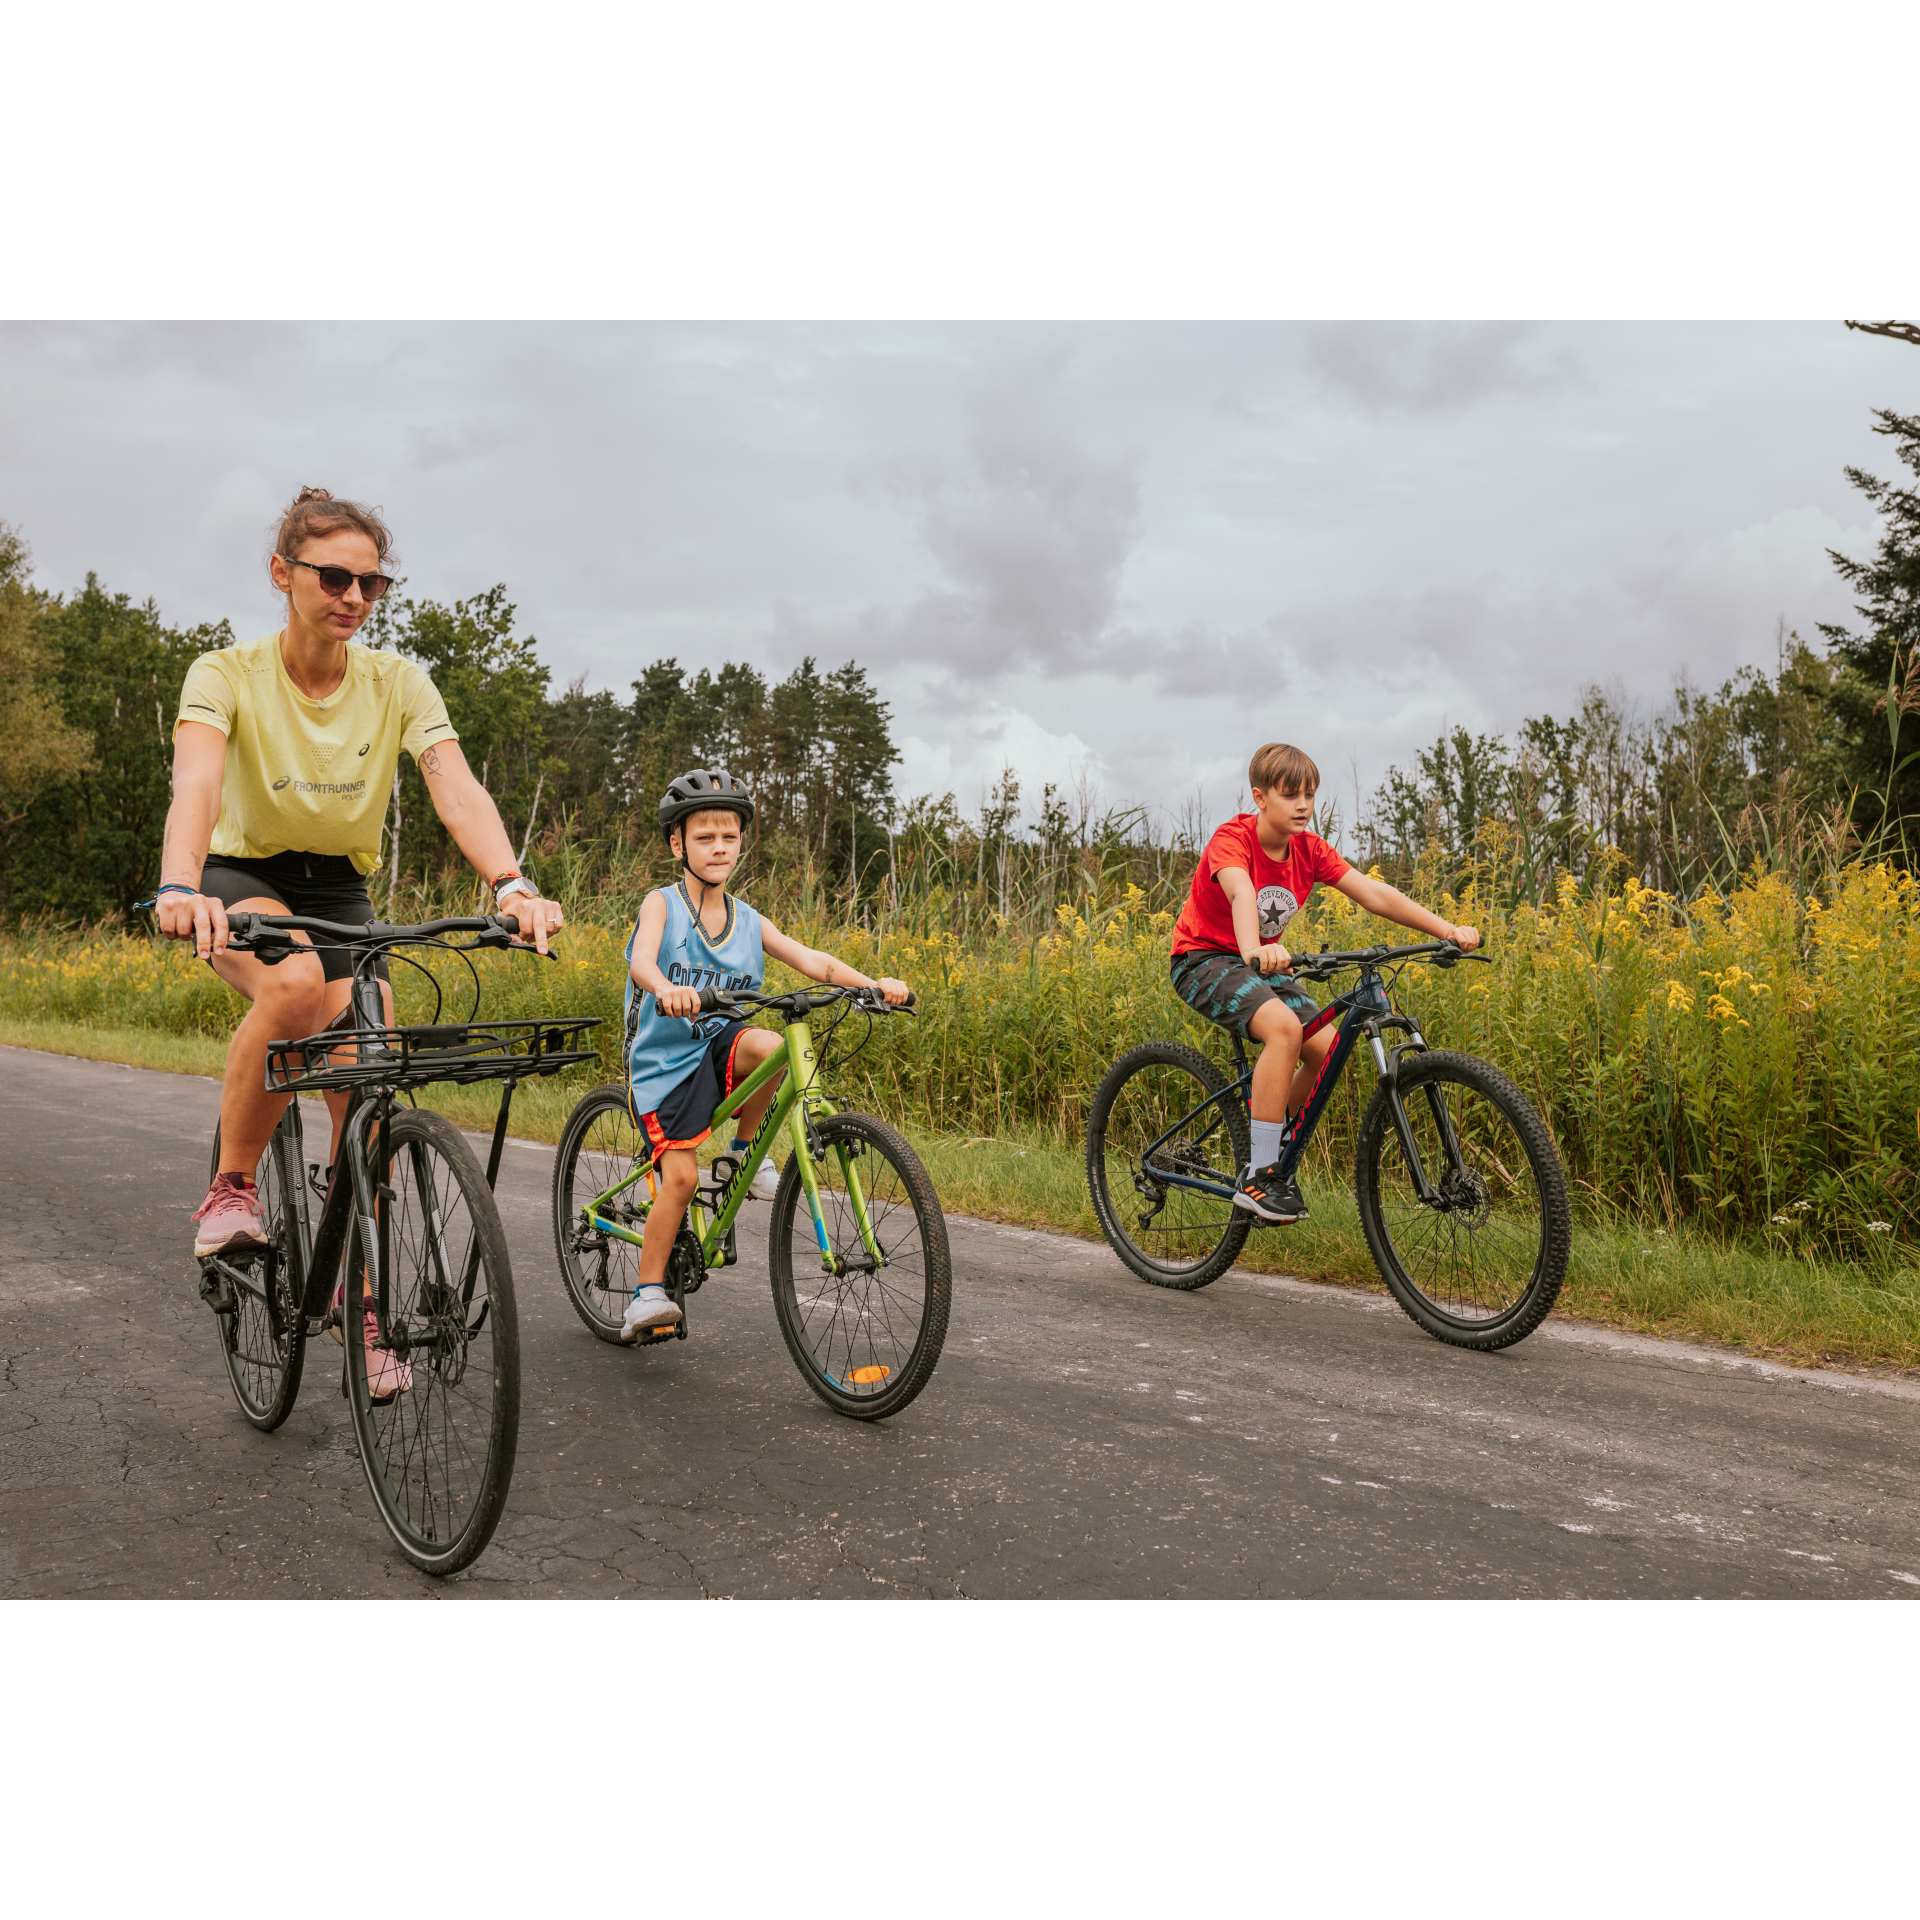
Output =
[{"x1": 1084, "y1": 940, "x2": 1571, "y2": 1351}]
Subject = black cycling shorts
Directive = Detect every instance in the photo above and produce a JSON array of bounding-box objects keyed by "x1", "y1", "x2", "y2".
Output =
[
  {"x1": 1170, "y1": 948, "x2": 1317, "y2": 1042},
  {"x1": 197, "y1": 851, "x2": 389, "y2": 984}
]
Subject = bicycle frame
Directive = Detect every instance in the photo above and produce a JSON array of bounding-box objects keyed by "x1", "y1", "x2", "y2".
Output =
[
  {"x1": 1138, "y1": 962, "x2": 1460, "y2": 1206},
  {"x1": 579, "y1": 1011, "x2": 886, "y2": 1277},
  {"x1": 202, "y1": 926, "x2": 574, "y2": 1367}
]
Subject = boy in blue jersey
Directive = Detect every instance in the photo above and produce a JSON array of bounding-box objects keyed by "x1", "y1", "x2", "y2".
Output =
[{"x1": 619, "y1": 768, "x2": 910, "y2": 1341}]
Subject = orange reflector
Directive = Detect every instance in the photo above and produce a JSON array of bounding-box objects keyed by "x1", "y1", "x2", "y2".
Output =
[{"x1": 848, "y1": 1365, "x2": 891, "y2": 1384}]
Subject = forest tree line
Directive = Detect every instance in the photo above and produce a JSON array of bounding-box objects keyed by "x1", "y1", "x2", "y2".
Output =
[
  {"x1": 1356, "y1": 405, "x2": 1920, "y2": 904},
  {"x1": 0, "y1": 401, "x2": 1913, "y2": 928}
]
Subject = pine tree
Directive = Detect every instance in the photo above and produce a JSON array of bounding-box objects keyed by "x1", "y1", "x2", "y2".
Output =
[{"x1": 1820, "y1": 408, "x2": 1920, "y2": 851}]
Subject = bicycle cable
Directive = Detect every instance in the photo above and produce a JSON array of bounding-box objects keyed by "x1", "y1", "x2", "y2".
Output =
[
  {"x1": 384, "y1": 941, "x2": 448, "y2": 1026},
  {"x1": 817, "y1": 989, "x2": 887, "y2": 1079},
  {"x1": 812, "y1": 991, "x2": 857, "y2": 1076}
]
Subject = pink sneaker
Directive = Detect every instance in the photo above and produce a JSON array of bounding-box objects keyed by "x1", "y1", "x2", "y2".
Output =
[
  {"x1": 330, "y1": 1283, "x2": 413, "y2": 1403},
  {"x1": 192, "y1": 1172, "x2": 268, "y2": 1258}
]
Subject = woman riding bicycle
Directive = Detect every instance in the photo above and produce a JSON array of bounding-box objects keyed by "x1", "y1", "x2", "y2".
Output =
[{"x1": 156, "y1": 488, "x2": 565, "y2": 1280}]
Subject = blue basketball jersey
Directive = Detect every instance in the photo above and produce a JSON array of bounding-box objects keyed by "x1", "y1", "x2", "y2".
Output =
[{"x1": 624, "y1": 884, "x2": 765, "y2": 1116}]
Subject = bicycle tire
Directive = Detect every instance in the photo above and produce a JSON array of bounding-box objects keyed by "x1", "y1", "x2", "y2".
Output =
[
  {"x1": 1085, "y1": 1040, "x2": 1252, "y2": 1289},
  {"x1": 206, "y1": 1114, "x2": 308, "y2": 1432},
  {"x1": 1355, "y1": 1049, "x2": 1571, "y2": 1351},
  {"x1": 344, "y1": 1108, "x2": 520, "y2": 1575},
  {"x1": 552, "y1": 1084, "x2": 653, "y2": 1343},
  {"x1": 769, "y1": 1112, "x2": 951, "y2": 1421}
]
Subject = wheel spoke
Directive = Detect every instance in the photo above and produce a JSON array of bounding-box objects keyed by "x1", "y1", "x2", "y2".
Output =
[
  {"x1": 350, "y1": 1111, "x2": 516, "y2": 1573},
  {"x1": 770, "y1": 1116, "x2": 950, "y2": 1415},
  {"x1": 211, "y1": 1120, "x2": 306, "y2": 1428},
  {"x1": 1366, "y1": 1059, "x2": 1561, "y2": 1333},
  {"x1": 553, "y1": 1091, "x2": 650, "y2": 1340},
  {"x1": 1087, "y1": 1044, "x2": 1249, "y2": 1288}
]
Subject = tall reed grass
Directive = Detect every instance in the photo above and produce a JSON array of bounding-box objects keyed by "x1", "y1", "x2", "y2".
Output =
[{"x1": 4, "y1": 858, "x2": 1915, "y2": 1258}]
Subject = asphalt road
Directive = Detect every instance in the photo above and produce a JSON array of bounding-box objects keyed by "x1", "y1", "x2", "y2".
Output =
[{"x1": 4, "y1": 1043, "x2": 1918, "y2": 1598}]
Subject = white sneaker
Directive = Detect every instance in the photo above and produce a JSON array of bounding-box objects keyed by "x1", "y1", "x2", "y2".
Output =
[
  {"x1": 729, "y1": 1143, "x2": 781, "y2": 1201},
  {"x1": 620, "y1": 1285, "x2": 682, "y2": 1342}
]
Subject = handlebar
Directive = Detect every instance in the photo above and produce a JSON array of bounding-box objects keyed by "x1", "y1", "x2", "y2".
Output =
[
  {"x1": 1288, "y1": 939, "x2": 1490, "y2": 982},
  {"x1": 695, "y1": 982, "x2": 916, "y2": 1020},
  {"x1": 223, "y1": 910, "x2": 543, "y2": 953}
]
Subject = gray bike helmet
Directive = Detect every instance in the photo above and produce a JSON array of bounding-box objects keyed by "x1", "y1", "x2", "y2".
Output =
[{"x1": 658, "y1": 767, "x2": 756, "y2": 846}]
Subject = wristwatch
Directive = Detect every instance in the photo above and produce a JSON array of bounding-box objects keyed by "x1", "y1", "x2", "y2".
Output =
[{"x1": 494, "y1": 873, "x2": 537, "y2": 906}]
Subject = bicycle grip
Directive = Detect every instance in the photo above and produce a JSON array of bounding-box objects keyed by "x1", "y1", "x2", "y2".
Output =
[
  {"x1": 697, "y1": 984, "x2": 732, "y2": 1014},
  {"x1": 488, "y1": 910, "x2": 560, "y2": 956}
]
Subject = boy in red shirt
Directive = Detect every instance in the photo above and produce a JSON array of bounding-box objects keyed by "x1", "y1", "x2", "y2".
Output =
[{"x1": 1170, "y1": 742, "x2": 1479, "y2": 1224}]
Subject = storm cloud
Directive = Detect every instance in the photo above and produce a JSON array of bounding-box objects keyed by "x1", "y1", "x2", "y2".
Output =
[{"x1": 0, "y1": 320, "x2": 1905, "y2": 829}]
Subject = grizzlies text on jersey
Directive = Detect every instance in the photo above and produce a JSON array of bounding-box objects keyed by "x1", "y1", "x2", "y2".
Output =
[{"x1": 623, "y1": 884, "x2": 766, "y2": 1117}]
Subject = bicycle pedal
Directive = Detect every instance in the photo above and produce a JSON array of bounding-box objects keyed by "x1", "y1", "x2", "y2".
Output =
[{"x1": 196, "y1": 1260, "x2": 239, "y2": 1315}]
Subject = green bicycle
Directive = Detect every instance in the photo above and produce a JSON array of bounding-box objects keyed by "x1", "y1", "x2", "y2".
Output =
[{"x1": 551, "y1": 982, "x2": 951, "y2": 1420}]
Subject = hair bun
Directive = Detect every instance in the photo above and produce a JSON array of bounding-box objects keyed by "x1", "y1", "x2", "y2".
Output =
[{"x1": 272, "y1": 489, "x2": 394, "y2": 566}]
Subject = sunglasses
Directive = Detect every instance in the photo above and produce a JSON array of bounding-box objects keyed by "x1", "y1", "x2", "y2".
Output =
[{"x1": 288, "y1": 557, "x2": 395, "y2": 602}]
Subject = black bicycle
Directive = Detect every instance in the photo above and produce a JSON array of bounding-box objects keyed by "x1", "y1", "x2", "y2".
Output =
[
  {"x1": 1085, "y1": 941, "x2": 1572, "y2": 1351},
  {"x1": 196, "y1": 910, "x2": 596, "y2": 1574}
]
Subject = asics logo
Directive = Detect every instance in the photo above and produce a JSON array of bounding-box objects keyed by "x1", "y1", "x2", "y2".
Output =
[
  {"x1": 269, "y1": 774, "x2": 368, "y2": 798},
  {"x1": 357, "y1": 742, "x2": 371, "y2": 756}
]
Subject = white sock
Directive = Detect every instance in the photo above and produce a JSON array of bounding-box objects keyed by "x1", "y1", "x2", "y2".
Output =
[{"x1": 1250, "y1": 1119, "x2": 1285, "y2": 1169}]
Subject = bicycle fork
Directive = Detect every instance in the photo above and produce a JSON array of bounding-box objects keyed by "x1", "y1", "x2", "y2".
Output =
[
  {"x1": 1352, "y1": 1004, "x2": 1466, "y2": 1209},
  {"x1": 782, "y1": 1027, "x2": 885, "y2": 1277}
]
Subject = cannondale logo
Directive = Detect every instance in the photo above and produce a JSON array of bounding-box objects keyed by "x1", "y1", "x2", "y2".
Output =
[{"x1": 271, "y1": 775, "x2": 291, "y2": 791}]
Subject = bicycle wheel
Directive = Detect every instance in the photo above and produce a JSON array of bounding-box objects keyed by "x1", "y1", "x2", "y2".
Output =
[
  {"x1": 206, "y1": 1113, "x2": 309, "y2": 1432},
  {"x1": 1085, "y1": 1040, "x2": 1251, "y2": 1289},
  {"x1": 344, "y1": 1108, "x2": 519, "y2": 1576},
  {"x1": 552, "y1": 1084, "x2": 654, "y2": 1342},
  {"x1": 1355, "y1": 1049, "x2": 1571, "y2": 1351},
  {"x1": 769, "y1": 1112, "x2": 951, "y2": 1421}
]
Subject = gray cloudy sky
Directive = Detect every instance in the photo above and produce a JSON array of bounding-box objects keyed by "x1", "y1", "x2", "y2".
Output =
[{"x1": 1, "y1": 321, "x2": 1911, "y2": 833}]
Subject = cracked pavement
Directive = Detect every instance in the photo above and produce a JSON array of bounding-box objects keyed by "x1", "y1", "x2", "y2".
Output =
[{"x1": 4, "y1": 1044, "x2": 1919, "y2": 1597}]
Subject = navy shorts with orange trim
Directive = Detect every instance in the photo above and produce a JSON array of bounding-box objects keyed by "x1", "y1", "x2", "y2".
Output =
[{"x1": 635, "y1": 1019, "x2": 753, "y2": 1156}]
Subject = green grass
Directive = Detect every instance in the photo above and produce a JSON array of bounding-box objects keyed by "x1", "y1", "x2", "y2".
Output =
[
  {"x1": 14, "y1": 1017, "x2": 1912, "y2": 1376},
  {"x1": 895, "y1": 1125, "x2": 1920, "y2": 1376},
  {"x1": 0, "y1": 1015, "x2": 231, "y2": 1079}
]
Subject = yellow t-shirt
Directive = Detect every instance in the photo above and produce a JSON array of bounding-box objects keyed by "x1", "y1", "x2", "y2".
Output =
[{"x1": 175, "y1": 631, "x2": 458, "y2": 876}]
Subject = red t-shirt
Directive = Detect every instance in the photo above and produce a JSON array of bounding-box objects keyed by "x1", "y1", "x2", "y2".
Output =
[{"x1": 1171, "y1": 817, "x2": 1350, "y2": 957}]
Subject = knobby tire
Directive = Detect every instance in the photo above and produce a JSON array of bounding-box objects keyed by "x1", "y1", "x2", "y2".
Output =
[
  {"x1": 1085, "y1": 1040, "x2": 1252, "y2": 1289},
  {"x1": 1355, "y1": 1049, "x2": 1571, "y2": 1351}
]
